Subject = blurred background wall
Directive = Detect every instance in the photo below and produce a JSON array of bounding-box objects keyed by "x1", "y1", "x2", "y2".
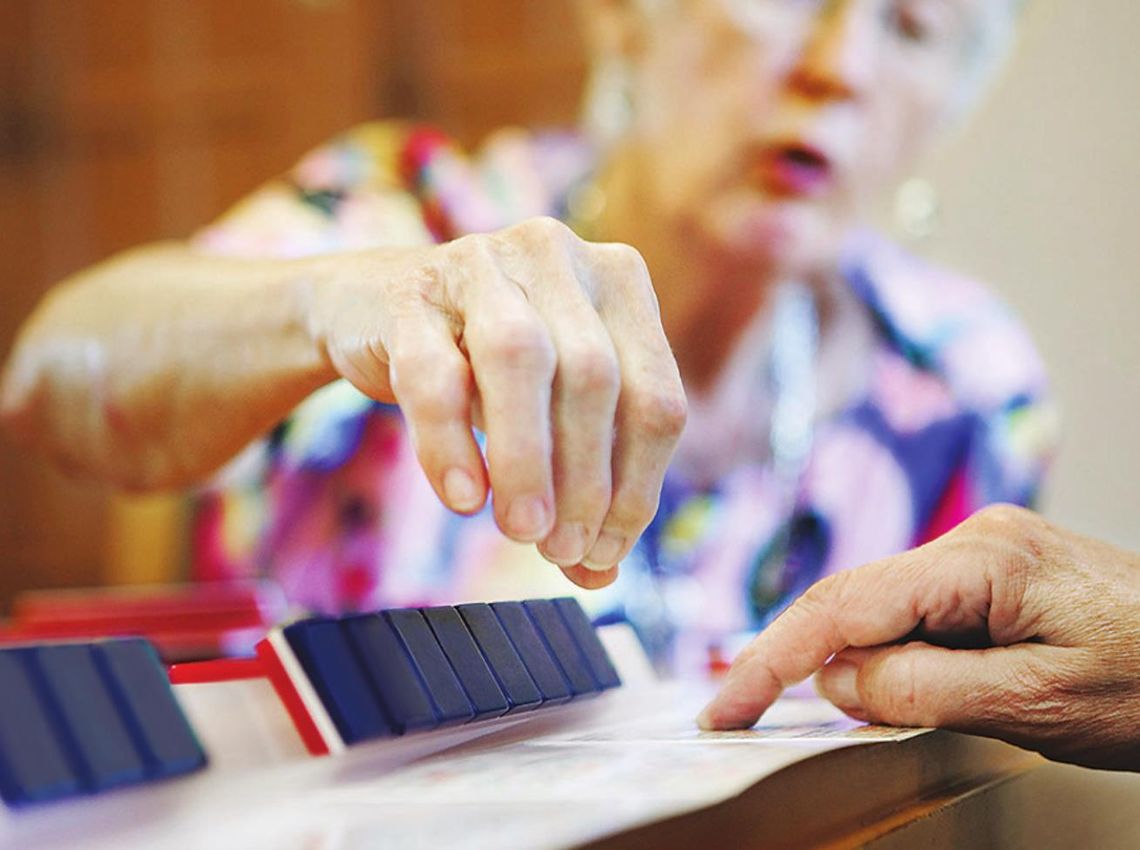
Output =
[
  {"x1": 0, "y1": 0, "x2": 1135, "y2": 609},
  {"x1": 909, "y1": 0, "x2": 1140, "y2": 551}
]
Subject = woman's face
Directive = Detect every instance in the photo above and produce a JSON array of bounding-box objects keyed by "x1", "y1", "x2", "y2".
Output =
[{"x1": 621, "y1": 0, "x2": 1006, "y2": 279}]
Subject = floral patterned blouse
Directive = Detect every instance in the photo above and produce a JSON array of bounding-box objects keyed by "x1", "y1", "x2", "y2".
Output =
[{"x1": 190, "y1": 122, "x2": 1057, "y2": 665}]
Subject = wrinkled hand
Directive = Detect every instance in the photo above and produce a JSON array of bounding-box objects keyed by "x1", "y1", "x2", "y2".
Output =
[
  {"x1": 307, "y1": 217, "x2": 686, "y2": 589},
  {"x1": 698, "y1": 505, "x2": 1140, "y2": 771}
]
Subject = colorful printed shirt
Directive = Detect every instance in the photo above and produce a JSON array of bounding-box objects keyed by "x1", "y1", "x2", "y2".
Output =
[{"x1": 190, "y1": 122, "x2": 1057, "y2": 665}]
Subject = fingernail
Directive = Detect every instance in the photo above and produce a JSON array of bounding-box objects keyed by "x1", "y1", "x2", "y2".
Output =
[
  {"x1": 696, "y1": 705, "x2": 716, "y2": 730},
  {"x1": 582, "y1": 531, "x2": 626, "y2": 571},
  {"x1": 818, "y1": 661, "x2": 861, "y2": 710},
  {"x1": 443, "y1": 468, "x2": 482, "y2": 512},
  {"x1": 506, "y1": 495, "x2": 552, "y2": 541},
  {"x1": 540, "y1": 523, "x2": 588, "y2": 566}
]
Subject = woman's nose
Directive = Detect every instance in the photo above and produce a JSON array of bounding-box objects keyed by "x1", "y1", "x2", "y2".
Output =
[{"x1": 788, "y1": 1, "x2": 877, "y2": 103}]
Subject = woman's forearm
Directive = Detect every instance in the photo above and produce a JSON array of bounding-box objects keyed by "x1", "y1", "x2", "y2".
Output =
[
  {"x1": 0, "y1": 242, "x2": 337, "y2": 490},
  {"x1": 0, "y1": 217, "x2": 688, "y2": 582}
]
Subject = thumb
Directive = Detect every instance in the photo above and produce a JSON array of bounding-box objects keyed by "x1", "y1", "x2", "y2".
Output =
[{"x1": 815, "y1": 642, "x2": 1045, "y2": 733}]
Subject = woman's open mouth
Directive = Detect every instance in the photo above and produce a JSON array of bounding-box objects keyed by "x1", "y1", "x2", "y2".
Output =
[{"x1": 755, "y1": 143, "x2": 835, "y2": 198}]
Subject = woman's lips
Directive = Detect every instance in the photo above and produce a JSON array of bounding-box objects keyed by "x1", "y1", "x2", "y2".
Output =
[{"x1": 754, "y1": 144, "x2": 835, "y2": 198}]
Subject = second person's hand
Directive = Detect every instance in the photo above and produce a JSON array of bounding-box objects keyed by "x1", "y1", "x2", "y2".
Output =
[{"x1": 698, "y1": 505, "x2": 1140, "y2": 771}]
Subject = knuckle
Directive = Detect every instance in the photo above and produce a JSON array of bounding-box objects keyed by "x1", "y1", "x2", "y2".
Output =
[
  {"x1": 448, "y1": 232, "x2": 485, "y2": 256},
  {"x1": 594, "y1": 243, "x2": 653, "y2": 294},
  {"x1": 611, "y1": 242, "x2": 650, "y2": 277},
  {"x1": 627, "y1": 385, "x2": 688, "y2": 441},
  {"x1": 532, "y1": 215, "x2": 571, "y2": 239},
  {"x1": 446, "y1": 233, "x2": 498, "y2": 273},
  {"x1": 559, "y1": 345, "x2": 620, "y2": 399},
  {"x1": 512, "y1": 215, "x2": 571, "y2": 247},
  {"x1": 785, "y1": 575, "x2": 847, "y2": 644},
  {"x1": 969, "y1": 503, "x2": 1053, "y2": 578},
  {"x1": 391, "y1": 352, "x2": 468, "y2": 422},
  {"x1": 969, "y1": 504, "x2": 1053, "y2": 557},
  {"x1": 490, "y1": 433, "x2": 550, "y2": 469},
  {"x1": 805, "y1": 572, "x2": 846, "y2": 607},
  {"x1": 796, "y1": 575, "x2": 843, "y2": 624},
  {"x1": 874, "y1": 652, "x2": 926, "y2": 725},
  {"x1": 973, "y1": 503, "x2": 1035, "y2": 531},
  {"x1": 479, "y1": 322, "x2": 556, "y2": 375},
  {"x1": 608, "y1": 487, "x2": 660, "y2": 532}
]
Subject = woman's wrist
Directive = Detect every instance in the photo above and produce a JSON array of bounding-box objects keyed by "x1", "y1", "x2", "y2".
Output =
[{"x1": 275, "y1": 253, "x2": 344, "y2": 392}]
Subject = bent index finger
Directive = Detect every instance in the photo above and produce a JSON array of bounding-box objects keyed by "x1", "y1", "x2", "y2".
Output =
[{"x1": 698, "y1": 550, "x2": 940, "y2": 731}]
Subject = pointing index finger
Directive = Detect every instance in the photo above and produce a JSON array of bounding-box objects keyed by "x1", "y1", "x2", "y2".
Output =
[{"x1": 697, "y1": 549, "x2": 943, "y2": 730}]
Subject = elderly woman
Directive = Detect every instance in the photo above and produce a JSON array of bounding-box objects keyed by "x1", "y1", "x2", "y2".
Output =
[{"x1": 0, "y1": 0, "x2": 1052, "y2": 663}]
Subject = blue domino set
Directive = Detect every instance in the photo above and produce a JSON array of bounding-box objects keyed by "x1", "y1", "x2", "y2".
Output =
[
  {"x1": 0, "y1": 638, "x2": 207, "y2": 808},
  {"x1": 264, "y1": 597, "x2": 622, "y2": 753},
  {"x1": 0, "y1": 596, "x2": 621, "y2": 808}
]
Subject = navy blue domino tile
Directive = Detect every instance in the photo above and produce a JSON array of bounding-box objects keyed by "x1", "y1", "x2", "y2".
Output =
[
  {"x1": 455, "y1": 604, "x2": 543, "y2": 715},
  {"x1": 342, "y1": 613, "x2": 438, "y2": 734},
  {"x1": 284, "y1": 619, "x2": 393, "y2": 744},
  {"x1": 34, "y1": 644, "x2": 148, "y2": 791},
  {"x1": 489, "y1": 602, "x2": 573, "y2": 705},
  {"x1": 551, "y1": 598, "x2": 621, "y2": 690},
  {"x1": 522, "y1": 599, "x2": 601, "y2": 697},
  {"x1": 0, "y1": 651, "x2": 81, "y2": 806},
  {"x1": 422, "y1": 607, "x2": 509, "y2": 720},
  {"x1": 384, "y1": 610, "x2": 474, "y2": 726},
  {"x1": 93, "y1": 640, "x2": 207, "y2": 778},
  {"x1": 0, "y1": 639, "x2": 206, "y2": 808}
]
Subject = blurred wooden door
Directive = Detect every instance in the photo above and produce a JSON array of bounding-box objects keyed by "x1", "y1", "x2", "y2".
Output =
[
  {"x1": 384, "y1": 0, "x2": 586, "y2": 144},
  {"x1": 0, "y1": 0, "x2": 389, "y2": 606}
]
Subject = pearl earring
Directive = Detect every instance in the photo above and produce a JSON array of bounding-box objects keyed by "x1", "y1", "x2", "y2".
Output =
[{"x1": 894, "y1": 178, "x2": 942, "y2": 241}]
